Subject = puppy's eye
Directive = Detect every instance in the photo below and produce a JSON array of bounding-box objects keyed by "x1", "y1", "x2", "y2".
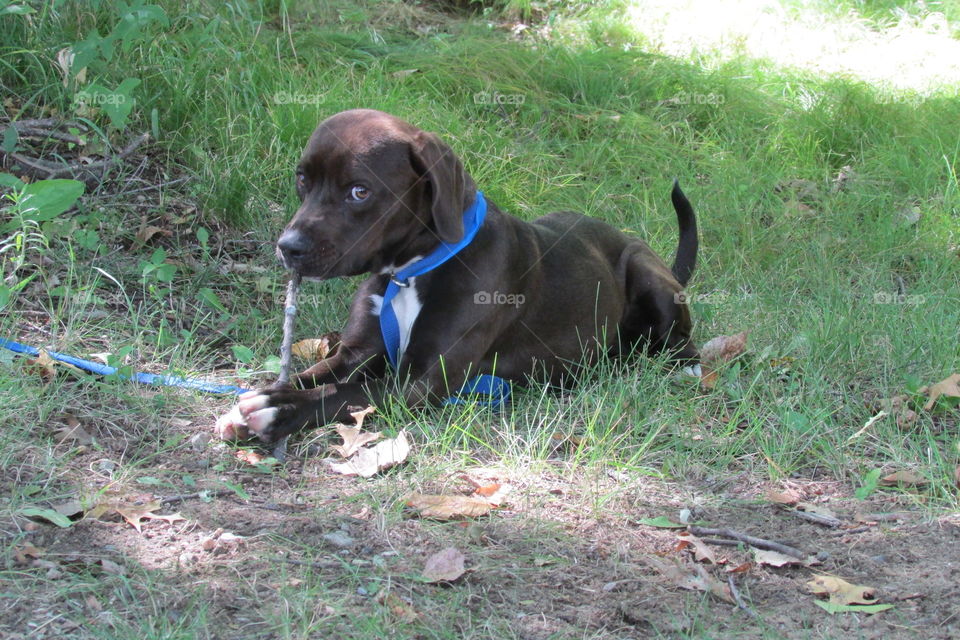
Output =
[
  {"x1": 348, "y1": 185, "x2": 371, "y2": 202},
  {"x1": 295, "y1": 173, "x2": 306, "y2": 190}
]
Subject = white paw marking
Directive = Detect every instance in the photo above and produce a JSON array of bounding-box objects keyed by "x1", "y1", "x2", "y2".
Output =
[
  {"x1": 238, "y1": 394, "x2": 269, "y2": 415},
  {"x1": 246, "y1": 407, "x2": 278, "y2": 432},
  {"x1": 215, "y1": 404, "x2": 248, "y2": 440},
  {"x1": 682, "y1": 364, "x2": 703, "y2": 378}
]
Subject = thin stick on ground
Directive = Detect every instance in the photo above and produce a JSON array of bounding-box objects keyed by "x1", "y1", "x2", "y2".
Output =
[
  {"x1": 158, "y1": 489, "x2": 234, "y2": 505},
  {"x1": 728, "y1": 576, "x2": 759, "y2": 620},
  {"x1": 688, "y1": 526, "x2": 806, "y2": 560},
  {"x1": 272, "y1": 271, "x2": 301, "y2": 461}
]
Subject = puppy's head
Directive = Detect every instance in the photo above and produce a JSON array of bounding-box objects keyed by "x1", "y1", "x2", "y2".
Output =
[{"x1": 277, "y1": 109, "x2": 476, "y2": 279}]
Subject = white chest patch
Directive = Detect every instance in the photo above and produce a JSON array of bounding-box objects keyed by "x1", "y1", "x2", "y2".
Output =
[{"x1": 369, "y1": 277, "x2": 423, "y2": 362}]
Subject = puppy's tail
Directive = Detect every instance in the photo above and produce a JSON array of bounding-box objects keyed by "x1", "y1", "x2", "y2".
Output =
[{"x1": 670, "y1": 179, "x2": 698, "y2": 286}]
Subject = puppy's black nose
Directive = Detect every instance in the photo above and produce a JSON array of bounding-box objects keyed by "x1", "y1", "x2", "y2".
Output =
[{"x1": 277, "y1": 229, "x2": 309, "y2": 267}]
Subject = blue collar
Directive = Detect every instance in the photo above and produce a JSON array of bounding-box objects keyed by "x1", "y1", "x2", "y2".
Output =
[
  {"x1": 378, "y1": 191, "x2": 510, "y2": 407},
  {"x1": 388, "y1": 191, "x2": 487, "y2": 289}
]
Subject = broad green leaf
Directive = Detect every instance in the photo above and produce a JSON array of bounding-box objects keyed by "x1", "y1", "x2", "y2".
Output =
[
  {"x1": 637, "y1": 516, "x2": 687, "y2": 529},
  {"x1": 12, "y1": 179, "x2": 85, "y2": 227},
  {"x1": 814, "y1": 601, "x2": 893, "y2": 615},
  {"x1": 19, "y1": 506, "x2": 74, "y2": 528}
]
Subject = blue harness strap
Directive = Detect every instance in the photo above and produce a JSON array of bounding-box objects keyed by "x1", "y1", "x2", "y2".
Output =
[
  {"x1": 0, "y1": 338, "x2": 251, "y2": 394},
  {"x1": 378, "y1": 191, "x2": 511, "y2": 408}
]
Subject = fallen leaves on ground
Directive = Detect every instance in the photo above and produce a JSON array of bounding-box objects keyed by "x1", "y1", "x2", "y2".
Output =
[
  {"x1": 647, "y1": 556, "x2": 734, "y2": 604},
  {"x1": 879, "y1": 470, "x2": 928, "y2": 488},
  {"x1": 765, "y1": 487, "x2": 801, "y2": 506},
  {"x1": 25, "y1": 349, "x2": 57, "y2": 383},
  {"x1": 377, "y1": 590, "x2": 420, "y2": 623},
  {"x1": 922, "y1": 373, "x2": 960, "y2": 411},
  {"x1": 405, "y1": 493, "x2": 493, "y2": 519},
  {"x1": 458, "y1": 474, "x2": 512, "y2": 505},
  {"x1": 753, "y1": 548, "x2": 820, "y2": 568},
  {"x1": 291, "y1": 333, "x2": 339, "y2": 362},
  {"x1": 86, "y1": 496, "x2": 186, "y2": 532},
  {"x1": 327, "y1": 430, "x2": 410, "y2": 478},
  {"x1": 135, "y1": 222, "x2": 171, "y2": 245},
  {"x1": 807, "y1": 575, "x2": 892, "y2": 614},
  {"x1": 675, "y1": 532, "x2": 719, "y2": 564},
  {"x1": 421, "y1": 547, "x2": 467, "y2": 583},
  {"x1": 699, "y1": 331, "x2": 748, "y2": 388},
  {"x1": 330, "y1": 423, "x2": 381, "y2": 458},
  {"x1": 52, "y1": 413, "x2": 94, "y2": 446}
]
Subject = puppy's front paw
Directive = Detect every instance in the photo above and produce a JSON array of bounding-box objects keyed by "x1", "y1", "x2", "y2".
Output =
[
  {"x1": 215, "y1": 389, "x2": 280, "y2": 441},
  {"x1": 214, "y1": 386, "x2": 318, "y2": 443}
]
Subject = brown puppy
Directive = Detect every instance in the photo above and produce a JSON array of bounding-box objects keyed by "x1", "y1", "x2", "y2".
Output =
[{"x1": 216, "y1": 109, "x2": 699, "y2": 442}]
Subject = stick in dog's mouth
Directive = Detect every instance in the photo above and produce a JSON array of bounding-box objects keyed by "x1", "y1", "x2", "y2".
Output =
[
  {"x1": 272, "y1": 271, "x2": 302, "y2": 460},
  {"x1": 277, "y1": 271, "x2": 302, "y2": 385}
]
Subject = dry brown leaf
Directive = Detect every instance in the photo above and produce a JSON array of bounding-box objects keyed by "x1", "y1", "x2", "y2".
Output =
[
  {"x1": 648, "y1": 556, "x2": 734, "y2": 604},
  {"x1": 699, "y1": 332, "x2": 748, "y2": 387},
  {"x1": 550, "y1": 432, "x2": 584, "y2": 449},
  {"x1": 421, "y1": 547, "x2": 467, "y2": 583},
  {"x1": 923, "y1": 373, "x2": 960, "y2": 411},
  {"x1": 807, "y1": 575, "x2": 879, "y2": 606},
  {"x1": 726, "y1": 561, "x2": 752, "y2": 574},
  {"x1": 291, "y1": 334, "x2": 338, "y2": 362},
  {"x1": 765, "y1": 487, "x2": 801, "y2": 506},
  {"x1": 53, "y1": 413, "x2": 94, "y2": 446},
  {"x1": 25, "y1": 349, "x2": 57, "y2": 383},
  {"x1": 377, "y1": 591, "x2": 420, "y2": 623},
  {"x1": 235, "y1": 449, "x2": 266, "y2": 465},
  {"x1": 13, "y1": 543, "x2": 43, "y2": 565},
  {"x1": 135, "y1": 224, "x2": 171, "y2": 245},
  {"x1": 675, "y1": 532, "x2": 718, "y2": 564},
  {"x1": 474, "y1": 482, "x2": 501, "y2": 498},
  {"x1": 753, "y1": 548, "x2": 819, "y2": 568},
  {"x1": 330, "y1": 424, "x2": 382, "y2": 458},
  {"x1": 879, "y1": 470, "x2": 928, "y2": 487},
  {"x1": 85, "y1": 498, "x2": 185, "y2": 532},
  {"x1": 327, "y1": 430, "x2": 410, "y2": 478},
  {"x1": 406, "y1": 493, "x2": 493, "y2": 519},
  {"x1": 350, "y1": 404, "x2": 375, "y2": 428},
  {"x1": 796, "y1": 502, "x2": 838, "y2": 520}
]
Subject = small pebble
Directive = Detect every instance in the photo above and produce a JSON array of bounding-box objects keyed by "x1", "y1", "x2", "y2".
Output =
[
  {"x1": 190, "y1": 432, "x2": 211, "y2": 451},
  {"x1": 322, "y1": 531, "x2": 356, "y2": 549}
]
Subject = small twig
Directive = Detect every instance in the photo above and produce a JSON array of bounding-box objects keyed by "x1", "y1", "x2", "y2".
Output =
[
  {"x1": 271, "y1": 271, "x2": 302, "y2": 462},
  {"x1": 699, "y1": 538, "x2": 744, "y2": 547},
  {"x1": 790, "y1": 509, "x2": 842, "y2": 528},
  {"x1": 158, "y1": 488, "x2": 234, "y2": 505},
  {"x1": 688, "y1": 526, "x2": 806, "y2": 560},
  {"x1": 1, "y1": 131, "x2": 149, "y2": 185},
  {"x1": 831, "y1": 525, "x2": 871, "y2": 536},
  {"x1": 15, "y1": 127, "x2": 84, "y2": 144},
  {"x1": 728, "y1": 576, "x2": 759, "y2": 620}
]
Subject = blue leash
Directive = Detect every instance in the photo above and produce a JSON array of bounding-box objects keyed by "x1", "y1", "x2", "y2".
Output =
[
  {"x1": 0, "y1": 338, "x2": 250, "y2": 394},
  {"x1": 379, "y1": 191, "x2": 511, "y2": 408}
]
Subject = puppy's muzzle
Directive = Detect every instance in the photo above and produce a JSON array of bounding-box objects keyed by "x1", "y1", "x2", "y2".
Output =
[{"x1": 276, "y1": 229, "x2": 310, "y2": 269}]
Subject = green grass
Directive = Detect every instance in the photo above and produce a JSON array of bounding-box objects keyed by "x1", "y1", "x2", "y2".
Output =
[{"x1": 1, "y1": 0, "x2": 959, "y2": 637}]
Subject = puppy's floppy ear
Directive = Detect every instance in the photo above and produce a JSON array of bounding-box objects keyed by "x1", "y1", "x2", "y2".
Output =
[{"x1": 410, "y1": 131, "x2": 476, "y2": 243}]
